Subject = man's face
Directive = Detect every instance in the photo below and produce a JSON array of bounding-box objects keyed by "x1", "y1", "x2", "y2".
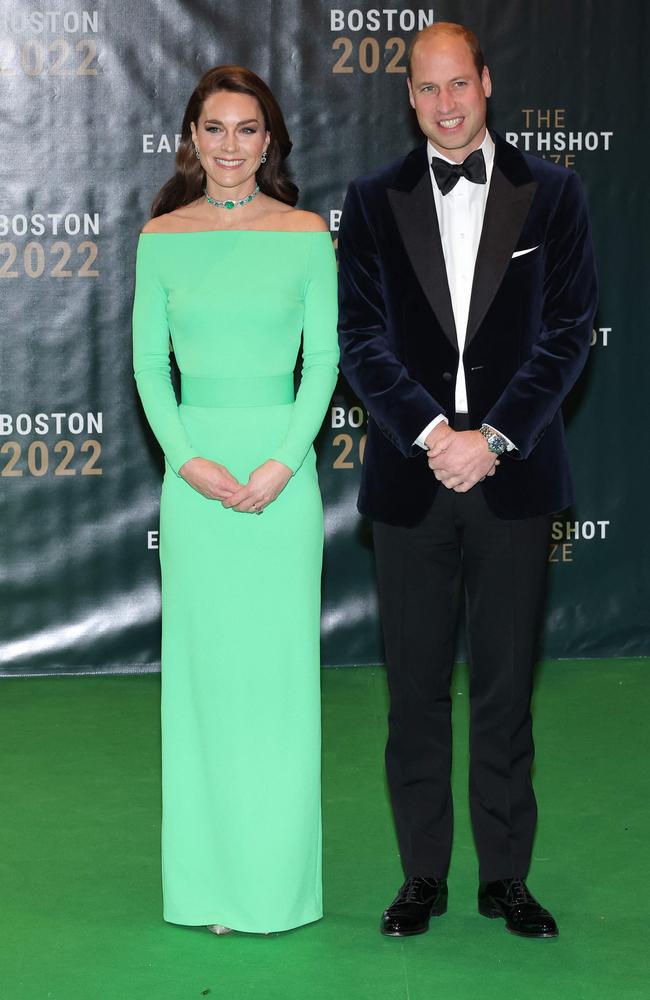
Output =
[{"x1": 407, "y1": 34, "x2": 491, "y2": 162}]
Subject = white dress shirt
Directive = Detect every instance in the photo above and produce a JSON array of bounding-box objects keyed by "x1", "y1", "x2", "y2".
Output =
[{"x1": 415, "y1": 132, "x2": 515, "y2": 451}]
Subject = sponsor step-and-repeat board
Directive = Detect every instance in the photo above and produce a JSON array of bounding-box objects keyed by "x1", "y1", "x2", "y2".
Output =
[{"x1": 1, "y1": 1, "x2": 648, "y2": 674}]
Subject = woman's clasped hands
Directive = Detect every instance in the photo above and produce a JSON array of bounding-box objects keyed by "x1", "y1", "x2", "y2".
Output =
[{"x1": 179, "y1": 457, "x2": 292, "y2": 514}]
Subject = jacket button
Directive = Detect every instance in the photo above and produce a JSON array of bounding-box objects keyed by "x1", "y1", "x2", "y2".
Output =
[{"x1": 442, "y1": 371, "x2": 453, "y2": 382}]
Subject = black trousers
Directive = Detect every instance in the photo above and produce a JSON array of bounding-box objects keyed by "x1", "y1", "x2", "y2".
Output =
[{"x1": 372, "y1": 466, "x2": 550, "y2": 882}]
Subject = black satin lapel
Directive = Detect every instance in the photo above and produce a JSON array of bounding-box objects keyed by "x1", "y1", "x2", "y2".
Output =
[
  {"x1": 466, "y1": 166, "x2": 538, "y2": 346},
  {"x1": 387, "y1": 174, "x2": 457, "y2": 348}
]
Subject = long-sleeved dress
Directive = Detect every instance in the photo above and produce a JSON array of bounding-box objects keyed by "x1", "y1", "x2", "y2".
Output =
[{"x1": 132, "y1": 229, "x2": 339, "y2": 932}]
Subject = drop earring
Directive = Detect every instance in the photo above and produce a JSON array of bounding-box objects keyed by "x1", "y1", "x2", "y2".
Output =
[
  {"x1": 260, "y1": 151, "x2": 267, "y2": 164},
  {"x1": 194, "y1": 144, "x2": 201, "y2": 160}
]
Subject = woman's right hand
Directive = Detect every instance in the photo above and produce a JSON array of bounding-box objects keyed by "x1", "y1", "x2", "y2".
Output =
[{"x1": 178, "y1": 457, "x2": 241, "y2": 501}]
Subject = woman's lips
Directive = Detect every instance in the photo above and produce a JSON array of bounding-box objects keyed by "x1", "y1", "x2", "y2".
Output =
[{"x1": 213, "y1": 158, "x2": 245, "y2": 169}]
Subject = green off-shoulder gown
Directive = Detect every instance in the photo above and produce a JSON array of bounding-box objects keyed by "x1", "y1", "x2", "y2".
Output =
[{"x1": 132, "y1": 230, "x2": 339, "y2": 932}]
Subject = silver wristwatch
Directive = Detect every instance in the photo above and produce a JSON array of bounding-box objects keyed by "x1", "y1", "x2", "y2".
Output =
[{"x1": 479, "y1": 424, "x2": 508, "y2": 456}]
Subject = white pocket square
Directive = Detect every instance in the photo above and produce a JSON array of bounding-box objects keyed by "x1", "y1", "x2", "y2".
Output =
[{"x1": 511, "y1": 245, "x2": 539, "y2": 258}]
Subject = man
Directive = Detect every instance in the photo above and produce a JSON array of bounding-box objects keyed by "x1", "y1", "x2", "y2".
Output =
[{"x1": 337, "y1": 22, "x2": 597, "y2": 940}]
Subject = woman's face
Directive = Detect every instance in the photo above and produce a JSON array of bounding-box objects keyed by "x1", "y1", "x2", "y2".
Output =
[{"x1": 191, "y1": 90, "x2": 270, "y2": 197}]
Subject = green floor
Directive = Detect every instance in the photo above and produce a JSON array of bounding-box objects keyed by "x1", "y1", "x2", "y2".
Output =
[{"x1": 1, "y1": 660, "x2": 649, "y2": 1000}]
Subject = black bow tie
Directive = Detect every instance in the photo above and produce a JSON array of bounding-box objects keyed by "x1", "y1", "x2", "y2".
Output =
[{"x1": 431, "y1": 148, "x2": 487, "y2": 196}]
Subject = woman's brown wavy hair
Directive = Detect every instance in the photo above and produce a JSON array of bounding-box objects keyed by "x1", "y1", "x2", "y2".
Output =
[{"x1": 151, "y1": 65, "x2": 298, "y2": 217}]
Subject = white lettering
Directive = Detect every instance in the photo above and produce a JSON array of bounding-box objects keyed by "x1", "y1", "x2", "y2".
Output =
[
  {"x1": 142, "y1": 133, "x2": 182, "y2": 154},
  {"x1": 5, "y1": 10, "x2": 99, "y2": 34},
  {"x1": 34, "y1": 413, "x2": 49, "y2": 435},
  {"x1": 51, "y1": 413, "x2": 66, "y2": 435},
  {"x1": 349, "y1": 406, "x2": 365, "y2": 428},
  {"x1": 330, "y1": 8, "x2": 433, "y2": 32},
  {"x1": 349, "y1": 10, "x2": 363, "y2": 31},
  {"x1": 68, "y1": 413, "x2": 84, "y2": 434},
  {"x1": 0, "y1": 213, "x2": 101, "y2": 236},
  {"x1": 331, "y1": 406, "x2": 346, "y2": 428},
  {"x1": 329, "y1": 210, "x2": 342, "y2": 231},
  {"x1": 591, "y1": 326, "x2": 611, "y2": 347},
  {"x1": 0, "y1": 412, "x2": 103, "y2": 436},
  {"x1": 384, "y1": 9, "x2": 397, "y2": 30},
  {"x1": 63, "y1": 12, "x2": 80, "y2": 32},
  {"x1": 400, "y1": 10, "x2": 415, "y2": 30},
  {"x1": 505, "y1": 131, "x2": 614, "y2": 153},
  {"x1": 82, "y1": 11, "x2": 99, "y2": 32},
  {"x1": 147, "y1": 530, "x2": 159, "y2": 550},
  {"x1": 367, "y1": 9, "x2": 381, "y2": 31},
  {"x1": 88, "y1": 412, "x2": 103, "y2": 434},
  {"x1": 551, "y1": 519, "x2": 610, "y2": 541}
]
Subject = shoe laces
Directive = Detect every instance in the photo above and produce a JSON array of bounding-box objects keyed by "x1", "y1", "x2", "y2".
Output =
[
  {"x1": 505, "y1": 879, "x2": 532, "y2": 906},
  {"x1": 398, "y1": 876, "x2": 437, "y2": 903}
]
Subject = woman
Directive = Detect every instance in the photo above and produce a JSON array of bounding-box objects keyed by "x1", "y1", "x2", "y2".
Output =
[{"x1": 132, "y1": 66, "x2": 338, "y2": 935}]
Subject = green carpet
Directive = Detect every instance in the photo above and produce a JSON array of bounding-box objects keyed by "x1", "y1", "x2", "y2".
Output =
[{"x1": 1, "y1": 660, "x2": 648, "y2": 1000}]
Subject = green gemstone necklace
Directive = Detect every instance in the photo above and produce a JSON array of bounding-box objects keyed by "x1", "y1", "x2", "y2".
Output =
[{"x1": 205, "y1": 185, "x2": 260, "y2": 211}]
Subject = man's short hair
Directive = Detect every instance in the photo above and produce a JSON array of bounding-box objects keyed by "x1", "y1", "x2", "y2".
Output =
[{"x1": 408, "y1": 22, "x2": 485, "y2": 79}]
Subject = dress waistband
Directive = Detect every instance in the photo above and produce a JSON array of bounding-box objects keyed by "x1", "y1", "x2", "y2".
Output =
[{"x1": 180, "y1": 373, "x2": 295, "y2": 408}]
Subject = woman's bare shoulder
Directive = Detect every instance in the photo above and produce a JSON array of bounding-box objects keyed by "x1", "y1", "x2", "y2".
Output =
[
  {"x1": 141, "y1": 203, "x2": 205, "y2": 235},
  {"x1": 277, "y1": 209, "x2": 329, "y2": 234}
]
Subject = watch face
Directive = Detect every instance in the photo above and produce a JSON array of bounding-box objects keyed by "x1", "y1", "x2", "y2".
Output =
[
  {"x1": 486, "y1": 432, "x2": 504, "y2": 454},
  {"x1": 480, "y1": 426, "x2": 505, "y2": 455}
]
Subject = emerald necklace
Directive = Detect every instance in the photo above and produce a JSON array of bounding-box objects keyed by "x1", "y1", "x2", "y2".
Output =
[{"x1": 205, "y1": 185, "x2": 260, "y2": 210}]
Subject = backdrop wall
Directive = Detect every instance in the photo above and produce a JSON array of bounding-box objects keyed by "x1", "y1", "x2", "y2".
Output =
[{"x1": 1, "y1": 0, "x2": 648, "y2": 676}]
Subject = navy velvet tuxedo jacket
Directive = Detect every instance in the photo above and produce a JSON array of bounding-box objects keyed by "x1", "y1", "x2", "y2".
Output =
[{"x1": 337, "y1": 132, "x2": 598, "y2": 526}]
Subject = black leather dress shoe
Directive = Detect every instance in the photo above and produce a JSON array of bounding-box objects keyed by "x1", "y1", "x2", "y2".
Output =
[
  {"x1": 381, "y1": 876, "x2": 448, "y2": 936},
  {"x1": 478, "y1": 878, "x2": 559, "y2": 938}
]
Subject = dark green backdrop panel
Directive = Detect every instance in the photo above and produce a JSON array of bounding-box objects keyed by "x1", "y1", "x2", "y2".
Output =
[{"x1": 1, "y1": 0, "x2": 647, "y2": 674}]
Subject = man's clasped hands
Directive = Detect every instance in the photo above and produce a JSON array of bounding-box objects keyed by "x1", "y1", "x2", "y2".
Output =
[{"x1": 425, "y1": 422, "x2": 499, "y2": 493}]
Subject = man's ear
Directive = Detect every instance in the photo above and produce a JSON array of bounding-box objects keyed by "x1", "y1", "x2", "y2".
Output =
[{"x1": 407, "y1": 78, "x2": 416, "y2": 110}]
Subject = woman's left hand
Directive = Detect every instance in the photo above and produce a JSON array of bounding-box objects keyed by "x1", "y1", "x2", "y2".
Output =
[{"x1": 221, "y1": 459, "x2": 293, "y2": 514}]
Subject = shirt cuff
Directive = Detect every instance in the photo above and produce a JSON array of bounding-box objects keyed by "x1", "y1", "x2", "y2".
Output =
[{"x1": 414, "y1": 414, "x2": 448, "y2": 451}]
